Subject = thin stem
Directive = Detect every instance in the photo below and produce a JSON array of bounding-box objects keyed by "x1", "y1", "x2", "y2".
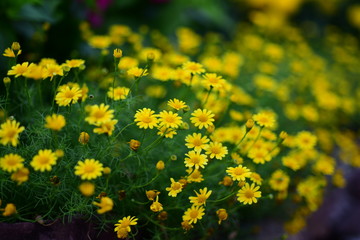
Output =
[
  {"x1": 202, "y1": 86, "x2": 213, "y2": 107},
  {"x1": 131, "y1": 173, "x2": 160, "y2": 189},
  {"x1": 207, "y1": 190, "x2": 238, "y2": 203}
]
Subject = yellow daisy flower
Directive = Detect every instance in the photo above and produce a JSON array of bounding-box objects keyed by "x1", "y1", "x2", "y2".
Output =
[
  {"x1": 202, "y1": 73, "x2": 225, "y2": 90},
  {"x1": 0, "y1": 119, "x2": 25, "y2": 147},
  {"x1": 0, "y1": 153, "x2": 24, "y2": 172},
  {"x1": 182, "y1": 205, "x2": 205, "y2": 224},
  {"x1": 252, "y1": 112, "x2": 275, "y2": 128},
  {"x1": 295, "y1": 131, "x2": 317, "y2": 149},
  {"x1": 165, "y1": 178, "x2": 184, "y2": 197},
  {"x1": 186, "y1": 169, "x2": 204, "y2": 183},
  {"x1": 107, "y1": 87, "x2": 130, "y2": 100},
  {"x1": 226, "y1": 165, "x2": 251, "y2": 181},
  {"x1": 157, "y1": 126, "x2": 177, "y2": 138},
  {"x1": 55, "y1": 85, "x2": 82, "y2": 106},
  {"x1": 114, "y1": 216, "x2": 138, "y2": 233},
  {"x1": 30, "y1": 149, "x2": 58, "y2": 172},
  {"x1": 167, "y1": 98, "x2": 188, "y2": 111},
  {"x1": 190, "y1": 108, "x2": 215, "y2": 129},
  {"x1": 44, "y1": 114, "x2": 66, "y2": 131},
  {"x1": 247, "y1": 148, "x2": 271, "y2": 164},
  {"x1": 93, "y1": 119, "x2": 118, "y2": 136},
  {"x1": 1, "y1": 203, "x2": 17, "y2": 217},
  {"x1": 23, "y1": 63, "x2": 44, "y2": 80},
  {"x1": 185, "y1": 133, "x2": 210, "y2": 152},
  {"x1": 93, "y1": 196, "x2": 114, "y2": 214},
  {"x1": 42, "y1": 64, "x2": 64, "y2": 80},
  {"x1": 158, "y1": 110, "x2": 183, "y2": 129},
  {"x1": 11, "y1": 167, "x2": 30, "y2": 185},
  {"x1": 74, "y1": 159, "x2": 104, "y2": 180},
  {"x1": 85, "y1": 104, "x2": 114, "y2": 125},
  {"x1": 269, "y1": 169, "x2": 290, "y2": 191},
  {"x1": 134, "y1": 108, "x2": 158, "y2": 129},
  {"x1": 184, "y1": 150, "x2": 208, "y2": 169},
  {"x1": 189, "y1": 187, "x2": 212, "y2": 206},
  {"x1": 127, "y1": 67, "x2": 148, "y2": 77},
  {"x1": 7, "y1": 62, "x2": 29, "y2": 77},
  {"x1": 249, "y1": 172, "x2": 263, "y2": 185},
  {"x1": 64, "y1": 59, "x2": 85, "y2": 69},
  {"x1": 182, "y1": 61, "x2": 205, "y2": 75},
  {"x1": 3, "y1": 48, "x2": 16, "y2": 58},
  {"x1": 205, "y1": 141, "x2": 228, "y2": 160},
  {"x1": 237, "y1": 183, "x2": 261, "y2": 205}
]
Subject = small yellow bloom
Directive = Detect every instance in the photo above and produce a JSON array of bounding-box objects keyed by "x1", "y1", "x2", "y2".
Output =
[
  {"x1": 11, "y1": 167, "x2": 30, "y2": 185},
  {"x1": 113, "y1": 48, "x2": 123, "y2": 58},
  {"x1": 182, "y1": 205, "x2": 205, "y2": 224},
  {"x1": 216, "y1": 209, "x2": 228, "y2": 224},
  {"x1": 0, "y1": 153, "x2": 24, "y2": 172},
  {"x1": 129, "y1": 139, "x2": 141, "y2": 151},
  {"x1": 30, "y1": 149, "x2": 58, "y2": 172},
  {"x1": 166, "y1": 178, "x2": 184, "y2": 197},
  {"x1": 74, "y1": 159, "x2": 104, "y2": 180},
  {"x1": 7, "y1": 62, "x2": 29, "y2": 77},
  {"x1": 1, "y1": 203, "x2": 17, "y2": 216},
  {"x1": 190, "y1": 109, "x2": 215, "y2": 130},
  {"x1": 93, "y1": 196, "x2": 114, "y2": 214},
  {"x1": 79, "y1": 182, "x2": 95, "y2": 197},
  {"x1": 237, "y1": 183, "x2": 261, "y2": 205},
  {"x1": 44, "y1": 114, "x2": 66, "y2": 131}
]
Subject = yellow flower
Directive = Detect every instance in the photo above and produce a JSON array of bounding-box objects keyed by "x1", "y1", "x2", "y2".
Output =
[
  {"x1": 89, "y1": 35, "x2": 111, "y2": 49},
  {"x1": 186, "y1": 169, "x2": 204, "y2": 183},
  {"x1": 55, "y1": 85, "x2": 82, "y2": 106},
  {"x1": 11, "y1": 167, "x2": 30, "y2": 185},
  {"x1": 31, "y1": 149, "x2": 58, "y2": 172},
  {"x1": 127, "y1": 67, "x2": 148, "y2": 77},
  {"x1": 185, "y1": 133, "x2": 210, "y2": 152},
  {"x1": 93, "y1": 196, "x2": 114, "y2": 214},
  {"x1": 202, "y1": 73, "x2": 225, "y2": 90},
  {"x1": 184, "y1": 150, "x2": 208, "y2": 169},
  {"x1": 182, "y1": 205, "x2": 205, "y2": 224},
  {"x1": 118, "y1": 57, "x2": 139, "y2": 70},
  {"x1": 181, "y1": 220, "x2": 194, "y2": 232},
  {"x1": 107, "y1": 87, "x2": 130, "y2": 100},
  {"x1": 7, "y1": 62, "x2": 29, "y2": 77},
  {"x1": 114, "y1": 216, "x2": 138, "y2": 233},
  {"x1": 252, "y1": 112, "x2": 275, "y2": 128},
  {"x1": 85, "y1": 104, "x2": 114, "y2": 125},
  {"x1": 156, "y1": 160, "x2": 165, "y2": 170},
  {"x1": 157, "y1": 126, "x2": 177, "y2": 138},
  {"x1": 237, "y1": 183, "x2": 261, "y2": 205},
  {"x1": 166, "y1": 178, "x2": 184, "y2": 197},
  {"x1": 146, "y1": 190, "x2": 160, "y2": 201},
  {"x1": 189, "y1": 187, "x2": 212, "y2": 206},
  {"x1": 226, "y1": 165, "x2": 251, "y2": 182},
  {"x1": 134, "y1": 108, "x2": 158, "y2": 129},
  {"x1": 190, "y1": 109, "x2": 215, "y2": 129},
  {"x1": 150, "y1": 196, "x2": 163, "y2": 212},
  {"x1": 74, "y1": 159, "x2": 104, "y2": 180},
  {"x1": 205, "y1": 142, "x2": 228, "y2": 160},
  {"x1": 129, "y1": 139, "x2": 141, "y2": 151},
  {"x1": 23, "y1": 63, "x2": 44, "y2": 80},
  {"x1": 0, "y1": 153, "x2": 24, "y2": 172},
  {"x1": 158, "y1": 110, "x2": 183, "y2": 129},
  {"x1": 79, "y1": 182, "x2": 95, "y2": 197},
  {"x1": 3, "y1": 48, "x2": 16, "y2": 57},
  {"x1": 216, "y1": 209, "x2": 228, "y2": 224},
  {"x1": 182, "y1": 61, "x2": 205, "y2": 75},
  {"x1": 79, "y1": 132, "x2": 90, "y2": 145},
  {"x1": 0, "y1": 119, "x2": 25, "y2": 147},
  {"x1": 167, "y1": 98, "x2": 188, "y2": 111},
  {"x1": 296, "y1": 131, "x2": 317, "y2": 150},
  {"x1": 269, "y1": 169, "x2": 290, "y2": 191},
  {"x1": 44, "y1": 114, "x2": 66, "y2": 131},
  {"x1": 113, "y1": 48, "x2": 123, "y2": 58},
  {"x1": 1, "y1": 203, "x2": 17, "y2": 216},
  {"x1": 219, "y1": 176, "x2": 233, "y2": 186},
  {"x1": 64, "y1": 59, "x2": 85, "y2": 69},
  {"x1": 42, "y1": 64, "x2": 64, "y2": 80},
  {"x1": 247, "y1": 148, "x2": 272, "y2": 164},
  {"x1": 249, "y1": 172, "x2": 263, "y2": 185},
  {"x1": 93, "y1": 119, "x2": 118, "y2": 136}
]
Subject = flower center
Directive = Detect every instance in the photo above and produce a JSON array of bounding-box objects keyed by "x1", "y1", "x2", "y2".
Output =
[
  {"x1": 84, "y1": 165, "x2": 95, "y2": 173},
  {"x1": 94, "y1": 110, "x2": 105, "y2": 119},
  {"x1": 6, "y1": 129, "x2": 17, "y2": 139},
  {"x1": 190, "y1": 210, "x2": 199, "y2": 219},
  {"x1": 38, "y1": 156, "x2": 50, "y2": 164},
  {"x1": 244, "y1": 190, "x2": 254, "y2": 198},
  {"x1": 198, "y1": 114, "x2": 208, "y2": 122},
  {"x1": 141, "y1": 116, "x2": 152, "y2": 123},
  {"x1": 64, "y1": 91, "x2": 75, "y2": 99},
  {"x1": 172, "y1": 182, "x2": 181, "y2": 190},
  {"x1": 234, "y1": 168, "x2": 245, "y2": 175}
]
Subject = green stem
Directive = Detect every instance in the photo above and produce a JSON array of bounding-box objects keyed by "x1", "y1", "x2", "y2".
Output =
[
  {"x1": 142, "y1": 136, "x2": 164, "y2": 153},
  {"x1": 131, "y1": 173, "x2": 160, "y2": 189},
  {"x1": 24, "y1": 78, "x2": 31, "y2": 106},
  {"x1": 207, "y1": 190, "x2": 238, "y2": 203},
  {"x1": 114, "y1": 122, "x2": 136, "y2": 139},
  {"x1": 244, "y1": 126, "x2": 264, "y2": 155},
  {"x1": 202, "y1": 86, "x2": 213, "y2": 107}
]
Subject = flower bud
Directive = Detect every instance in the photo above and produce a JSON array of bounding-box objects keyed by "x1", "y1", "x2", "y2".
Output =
[
  {"x1": 129, "y1": 139, "x2": 141, "y2": 151},
  {"x1": 11, "y1": 42, "x2": 20, "y2": 51},
  {"x1": 103, "y1": 167, "x2": 111, "y2": 175},
  {"x1": 246, "y1": 119, "x2": 254, "y2": 131},
  {"x1": 156, "y1": 160, "x2": 165, "y2": 170},
  {"x1": 3, "y1": 77, "x2": 11, "y2": 85},
  {"x1": 279, "y1": 131, "x2": 288, "y2": 140},
  {"x1": 216, "y1": 209, "x2": 228, "y2": 224},
  {"x1": 79, "y1": 132, "x2": 90, "y2": 145},
  {"x1": 157, "y1": 211, "x2": 168, "y2": 221},
  {"x1": 146, "y1": 190, "x2": 160, "y2": 201},
  {"x1": 150, "y1": 200, "x2": 163, "y2": 212},
  {"x1": 113, "y1": 48, "x2": 123, "y2": 58}
]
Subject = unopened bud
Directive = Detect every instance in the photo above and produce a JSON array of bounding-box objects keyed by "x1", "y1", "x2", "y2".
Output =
[
  {"x1": 156, "y1": 160, "x2": 165, "y2": 170},
  {"x1": 129, "y1": 139, "x2": 141, "y2": 151},
  {"x1": 3, "y1": 77, "x2": 11, "y2": 86},
  {"x1": 113, "y1": 48, "x2": 123, "y2": 58},
  {"x1": 279, "y1": 131, "x2": 288, "y2": 140},
  {"x1": 79, "y1": 132, "x2": 90, "y2": 145},
  {"x1": 246, "y1": 119, "x2": 254, "y2": 130},
  {"x1": 11, "y1": 42, "x2": 20, "y2": 51}
]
